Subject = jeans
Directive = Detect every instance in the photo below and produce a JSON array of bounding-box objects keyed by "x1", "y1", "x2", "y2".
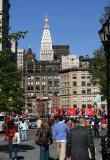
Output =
[
  {"x1": 40, "y1": 145, "x2": 49, "y2": 160},
  {"x1": 8, "y1": 140, "x2": 18, "y2": 159},
  {"x1": 21, "y1": 130, "x2": 27, "y2": 140}
]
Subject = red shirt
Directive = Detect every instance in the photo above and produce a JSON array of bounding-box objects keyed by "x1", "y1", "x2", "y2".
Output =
[{"x1": 8, "y1": 127, "x2": 16, "y2": 140}]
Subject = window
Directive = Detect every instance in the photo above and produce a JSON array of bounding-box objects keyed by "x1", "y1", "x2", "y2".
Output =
[
  {"x1": 28, "y1": 82, "x2": 31, "y2": 85},
  {"x1": 82, "y1": 96, "x2": 86, "y2": 101},
  {"x1": 88, "y1": 104, "x2": 92, "y2": 108},
  {"x1": 87, "y1": 89, "x2": 91, "y2": 94},
  {"x1": 30, "y1": 93, "x2": 33, "y2": 96},
  {"x1": 73, "y1": 96, "x2": 77, "y2": 102},
  {"x1": 31, "y1": 76, "x2": 34, "y2": 79},
  {"x1": 87, "y1": 83, "x2": 91, "y2": 86},
  {"x1": 73, "y1": 81, "x2": 77, "y2": 86},
  {"x1": 87, "y1": 96, "x2": 92, "y2": 101},
  {"x1": 31, "y1": 82, "x2": 33, "y2": 85},
  {"x1": 73, "y1": 76, "x2": 76, "y2": 79},
  {"x1": 81, "y1": 76, "x2": 85, "y2": 79},
  {"x1": 36, "y1": 81, "x2": 40, "y2": 85},
  {"x1": 42, "y1": 81, "x2": 46, "y2": 85},
  {"x1": 82, "y1": 90, "x2": 86, "y2": 94},
  {"x1": 92, "y1": 88, "x2": 97, "y2": 93},
  {"x1": 87, "y1": 75, "x2": 91, "y2": 79},
  {"x1": 73, "y1": 104, "x2": 77, "y2": 108},
  {"x1": 82, "y1": 104, "x2": 86, "y2": 108},
  {"x1": 73, "y1": 91, "x2": 77, "y2": 94},
  {"x1": 36, "y1": 86, "x2": 40, "y2": 90},
  {"x1": 28, "y1": 76, "x2": 31, "y2": 80},
  {"x1": 48, "y1": 80, "x2": 52, "y2": 85},
  {"x1": 81, "y1": 81, "x2": 86, "y2": 86}
]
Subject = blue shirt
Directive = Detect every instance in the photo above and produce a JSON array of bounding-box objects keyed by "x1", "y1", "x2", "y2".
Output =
[{"x1": 52, "y1": 121, "x2": 69, "y2": 141}]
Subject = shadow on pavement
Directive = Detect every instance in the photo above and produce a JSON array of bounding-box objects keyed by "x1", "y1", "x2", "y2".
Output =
[
  {"x1": 18, "y1": 144, "x2": 35, "y2": 152},
  {"x1": 0, "y1": 144, "x2": 35, "y2": 153},
  {"x1": 17, "y1": 156, "x2": 24, "y2": 160},
  {"x1": 49, "y1": 158, "x2": 56, "y2": 160}
]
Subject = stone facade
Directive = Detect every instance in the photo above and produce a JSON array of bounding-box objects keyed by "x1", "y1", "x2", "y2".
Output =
[
  {"x1": 23, "y1": 48, "x2": 61, "y2": 116},
  {"x1": 59, "y1": 67, "x2": 106, "y2": 111}
]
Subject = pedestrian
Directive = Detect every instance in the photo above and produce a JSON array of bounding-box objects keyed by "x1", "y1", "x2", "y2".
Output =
[
  {"x1": 35, "y1": 121, "x2": 53, "y2": 160},
  {"x1": 52, "y1": 116, "x2": 69, "y2": 160},
  {"x1": 94, "y1": 116, "x2": 99, "y2": 138},
  {"x1": 4, "y1": 113, "x2": 10, "y2": 141},
  {"x1": 19, "y1": 119, "x2": 28, "y2": 141},
  {"x1": 66, "y1": 117, "x2": 96, "y2": 160},
  {"x1": 7, "y1": 119, "x2": 20, "y2": 160},
  {"x1": 66, "y1": 119, "x2": 74, "y2": 130},
  {"x1": 12, "y1": 125, "x2": 20, "y2": 160}
]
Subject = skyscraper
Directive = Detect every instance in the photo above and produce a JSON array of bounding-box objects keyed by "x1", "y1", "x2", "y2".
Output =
[
  {"x1": 0, "y1": 0, "x2": 10, "y2": 51},
  {"x1": 40, "y1": 14, "x2": 53, "y2": 61}
]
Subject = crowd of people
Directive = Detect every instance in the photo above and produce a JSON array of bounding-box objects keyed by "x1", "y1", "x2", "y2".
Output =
[
  {"x1": 35, "y1": 116, "x2": 96, "y2": 160},
  {"x1": 4, "y1": 114, "x2": 106, "y2": 160}
]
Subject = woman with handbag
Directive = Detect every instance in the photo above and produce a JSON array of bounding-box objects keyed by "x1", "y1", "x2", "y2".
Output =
[
  {"x1": 35, "y1": 121, "x2": 53, "y2": 160},
  {"x1": 7, "y1": 119, "x2": 20, "y2": 160}
]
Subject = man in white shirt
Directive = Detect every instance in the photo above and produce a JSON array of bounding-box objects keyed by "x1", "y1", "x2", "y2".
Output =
[{"x1": 20, "y1": 120, "x2": 28, "y2": 141}]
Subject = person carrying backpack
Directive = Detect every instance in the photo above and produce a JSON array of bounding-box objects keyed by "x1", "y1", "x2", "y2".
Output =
[{"x1": 35, "y1": 120, "x2": 53, "y2": 160}]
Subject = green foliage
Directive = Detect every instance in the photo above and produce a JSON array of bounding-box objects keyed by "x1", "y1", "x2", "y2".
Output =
[
  {"x1": 89, "y1": 48, "x2": 107, "y2": 99},
  {"x1": 0, "y1": 31, "x2": 27, "y2": 114},
  {"x1": 89, "y1": 3, "x2": 110, "y2": 99}
]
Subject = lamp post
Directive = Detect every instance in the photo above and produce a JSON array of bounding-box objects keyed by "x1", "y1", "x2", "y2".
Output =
[{"x1": 99, "y1": 17, "x2": 110, "y2": 159}]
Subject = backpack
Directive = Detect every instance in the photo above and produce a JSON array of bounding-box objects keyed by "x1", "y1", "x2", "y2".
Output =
[
  {"x1": 35, "y1": 128, "x2": 53, "y2": 145},
  {"x1": 35, "y1": 129, "x2": 41, "y2": 145}
]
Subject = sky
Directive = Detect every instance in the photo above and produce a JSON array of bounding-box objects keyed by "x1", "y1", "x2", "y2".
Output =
[{"x1": 10, "y1": 0, "x2": 109, "y2": 59}]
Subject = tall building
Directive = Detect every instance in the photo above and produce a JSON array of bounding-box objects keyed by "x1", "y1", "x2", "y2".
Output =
[
  {"x1": 17, "y1": 49, "x2": 25, "y2": 71},
  {"x1": 23, "y1": 48, "x2": 60, "y2": 116},
  {"x1": 40, "y1": 14, "x2": 53, "y2": 61},
  {"x1": 0, "y1": 0, "x2": 10, "y2": 51},
  {"x1": 53, "y1": 45, "x2": 70, "y2": 61}
]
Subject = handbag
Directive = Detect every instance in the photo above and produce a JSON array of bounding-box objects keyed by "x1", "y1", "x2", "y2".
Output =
[{"x1": 13, "y1": 132, "x2": 20, "y2": 144}]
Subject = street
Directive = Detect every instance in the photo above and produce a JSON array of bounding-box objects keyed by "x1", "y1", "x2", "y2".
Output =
[{"x1": 0, "y1": 129, "x2": 107, "y2": 160}]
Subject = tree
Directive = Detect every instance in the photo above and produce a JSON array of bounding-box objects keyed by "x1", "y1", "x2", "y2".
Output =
[
  {"x1": 89, "y1": 3, "x2": 110, "y2": 99},
  {"x1": 0, "y1": 32, "x2": 27, "y2": 114},
  {"x1": 89, "y1": 48, "x2": 106, "y2": 99}
]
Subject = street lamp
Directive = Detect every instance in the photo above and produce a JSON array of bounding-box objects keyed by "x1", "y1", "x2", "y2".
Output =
[{"x1": 99, "y1": 17, "x2": 110, "y2": 159}]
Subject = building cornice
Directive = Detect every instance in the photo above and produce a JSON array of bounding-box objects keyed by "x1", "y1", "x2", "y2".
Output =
[{"x1": 59, "y1": 67, "x2": 89, "y2": 74}]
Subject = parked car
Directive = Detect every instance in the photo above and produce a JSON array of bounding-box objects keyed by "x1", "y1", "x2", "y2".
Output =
[
  {"x1": 0, "y1": 115, "x2": 5, "y2": 132},
  {"x1": 28, "y1": 118, "x2": 37, "y2": 128}
]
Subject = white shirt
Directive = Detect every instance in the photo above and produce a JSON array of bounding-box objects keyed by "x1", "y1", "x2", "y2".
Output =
[{"x1": 20, "y1": 122, "x2": 28, "y2": 131}]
